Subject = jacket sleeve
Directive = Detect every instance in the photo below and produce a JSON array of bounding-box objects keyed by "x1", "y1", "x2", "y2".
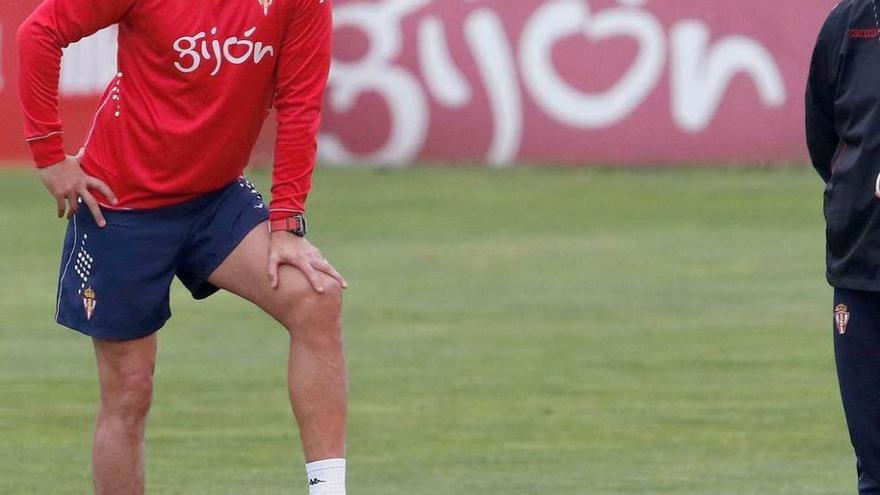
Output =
[
  {"x1": 805, "y1": 6, "x2": 846, "y2": 183},
  {"x1": 18, "y1": 0, "x2": 137, "y2": 168},
  {"x1": 269, "y1": 0, "x2": 333, "y2": 220}
]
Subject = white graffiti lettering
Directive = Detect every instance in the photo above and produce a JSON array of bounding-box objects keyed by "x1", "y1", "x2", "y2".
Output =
[
  {"x1": 322, "y1": 0, "x2": 788, "y2": 165},
  {"x1": 320, "y1": 0, "x2": 430, "y2": 166},
  {"x1": 465, "y1": 9, "x2": 523, "y2": 167},
  {"x1": 419, "y1": 16, "x2": 471, "y2": 108},
  {"x1": 670, "y1": 20, "x2": 786, "y2": 133},
  {"x1": 521, "y1": 0, "x2": 665, "y2": 129}
]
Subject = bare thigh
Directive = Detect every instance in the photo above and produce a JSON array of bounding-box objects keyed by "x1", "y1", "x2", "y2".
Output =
[{"x1": 207, "y1": 222, "x2": 339, "y2": 324}]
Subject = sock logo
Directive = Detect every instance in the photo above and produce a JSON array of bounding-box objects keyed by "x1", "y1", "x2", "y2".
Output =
[{"x1": 309, "y1": 478, "x2": 326, "y2": 486}]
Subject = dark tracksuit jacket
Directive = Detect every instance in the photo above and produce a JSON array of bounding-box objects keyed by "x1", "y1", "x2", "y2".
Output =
[
  {"x1": 807, "y1": 3, "x2": 880, "y2": 491},
  {"x1": 807, "y1": 0, "x2": 880, "y2": 290}
]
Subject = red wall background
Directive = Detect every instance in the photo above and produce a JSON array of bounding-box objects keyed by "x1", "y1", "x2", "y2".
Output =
[{"x1": 0, "y1": 0, "x2": 836, "y2": 167}]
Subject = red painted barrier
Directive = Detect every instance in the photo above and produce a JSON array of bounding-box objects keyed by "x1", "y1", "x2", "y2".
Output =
[{"x1": 0, "y1": 0, "x2": 835, "y2": 167}]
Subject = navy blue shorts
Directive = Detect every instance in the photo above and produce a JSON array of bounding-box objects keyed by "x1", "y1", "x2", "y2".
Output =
[{"x1": 55, "y1": 178, "x2": 269, "y2": 341}]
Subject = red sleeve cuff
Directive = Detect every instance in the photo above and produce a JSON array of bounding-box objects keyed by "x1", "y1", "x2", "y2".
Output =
[
  {"x1": 28, "y1": 134, "x2": 65, "y2": 168},
  {"x1": 269, "y1": 209, "x2": 304, "y2": 221}
]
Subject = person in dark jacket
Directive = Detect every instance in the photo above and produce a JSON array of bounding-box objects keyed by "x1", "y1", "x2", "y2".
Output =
[{"x1": 807, "y1": 1, "x2": 880, "y2": 492}]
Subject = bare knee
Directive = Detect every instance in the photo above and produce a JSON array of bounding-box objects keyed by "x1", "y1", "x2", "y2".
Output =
[
  {"x1": 282, "y1": 275, "x2": 343, "y2": 346},
  {"x1": 101, "y1": 371, "x2": 153, "y2": 428}
]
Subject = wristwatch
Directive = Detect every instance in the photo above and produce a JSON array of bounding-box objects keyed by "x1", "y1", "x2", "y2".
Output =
[{"x1": 269, "y1": 214, "x2": 307, "y2": 237}]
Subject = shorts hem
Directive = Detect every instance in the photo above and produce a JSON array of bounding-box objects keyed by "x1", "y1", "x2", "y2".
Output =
[
  {"x1": 186, "y1": 216, "x2": 268, "y2": 301},
  {"x1": 55, "y1": 315, "x2": 170, "y2": 342}
]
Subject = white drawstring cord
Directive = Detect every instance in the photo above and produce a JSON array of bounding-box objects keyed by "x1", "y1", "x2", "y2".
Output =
[{"x1": 874, "y1": 171, "x2": 880, "y2": 198}]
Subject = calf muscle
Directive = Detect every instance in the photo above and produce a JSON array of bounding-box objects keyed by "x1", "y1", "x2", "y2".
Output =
[{"x1": 209, "y1": 223, "x2": 348, "y2": 461}]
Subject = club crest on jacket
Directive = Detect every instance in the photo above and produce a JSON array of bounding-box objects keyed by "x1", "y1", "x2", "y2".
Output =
[{"x1": 835, "y1": 304, "x2": 850, "y2": 335}]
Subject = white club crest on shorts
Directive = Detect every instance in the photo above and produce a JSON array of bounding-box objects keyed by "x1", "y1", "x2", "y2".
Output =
[
  {"x1": 83, "y1": 287, "x2": 97, "y2": 321},
  {"x1": 835, "y1": 304, "x2": 850, "y2": 335},
  {"x1": 258, "y1": 0, "x2": 273, "y2": 15}
]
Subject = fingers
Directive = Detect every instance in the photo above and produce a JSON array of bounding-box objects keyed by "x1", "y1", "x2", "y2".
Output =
[
  {"x1": 269, "y1": 257, "x2": 327, "y2": 293},
  {"x1": 268, "y1": 255, "x2": 281, "y2": 289},
  {"x1": 42, "y1": 152, "x2": 117, "y2": 222},
  {"x1": 55, "y1": 188, "x2": 111, "y2": 224},
  {"x1": 79, "y1": 190, "x2": 107, "y2": 228},
  {"x1": 55, "y1": 195, "x2": 66, "y2": 218},
  {"x1": 86, "y1": 176, "x2": 118, "y2": 205},
  {"x1": 273, "y1": 260, "x2": 343, "y2": 294},
  {"x1": 296, "y1": 260, "x2": 326, "y2": 293},
  {"x1": 266, "y1": 236, "x2": 343, "y2": 293},
  {"x1": 65, "y1": 192, "x2": 79, "y2": 220},
  {"x1": 313, "y1": 258, "x2": 348, "y2": 289}
]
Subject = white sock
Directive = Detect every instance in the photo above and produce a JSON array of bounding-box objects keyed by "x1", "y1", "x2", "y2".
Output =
[{"x1": 306, "y1": 458, "x2": 346, "y2": 495}]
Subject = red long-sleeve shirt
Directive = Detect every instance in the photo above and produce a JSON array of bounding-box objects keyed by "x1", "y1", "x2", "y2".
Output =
[{"x1": 18, "y1": 0, "x2": 332, "y2": 220}]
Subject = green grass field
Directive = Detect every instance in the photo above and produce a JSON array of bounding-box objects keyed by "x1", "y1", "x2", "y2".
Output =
[{"x1": 0, "y1": 165, "x2": 852, "y2": 494}]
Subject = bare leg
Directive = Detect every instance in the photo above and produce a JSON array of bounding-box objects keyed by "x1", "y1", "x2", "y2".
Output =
[
  {"x1": 208, "y1": 222, "x2": 347, "y2": 461},
  {"x1": 92, "y1": 334, "x2": 157, "y2": 495}
]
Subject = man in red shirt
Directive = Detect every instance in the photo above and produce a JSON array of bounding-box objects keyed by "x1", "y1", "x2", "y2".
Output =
[{"x1": 17, "y1": 0, "x2": 349, "y2": 493}]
